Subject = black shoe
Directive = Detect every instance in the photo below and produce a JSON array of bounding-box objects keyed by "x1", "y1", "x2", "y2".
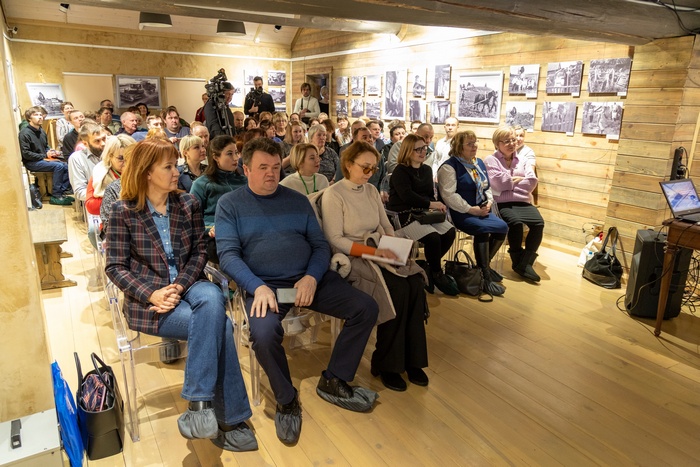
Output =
[
  {"x1": 489, "y1": 269, "x2": 504, "y2": 283},
  {"x1": 275, "y1": 391, "x2": 302, "y2": 445},
  {"x1": 317, "y1": 375, "x2": 354, "y2": 399},
  {"x1": 378, "y1": 372, "x2": 407, "y2": 392},
  {"x1": 416, "y1": 260, "x2": 434, "y2": 294},
  {"x1": 433, "y1": 270, "x2": 459, "y2": 296},
  {"x1": 406, "y1": 367, "x2": 429, "y2": 386},
  {"x1": 514, "y1": 250, "x2": 541, "y2": 282}
]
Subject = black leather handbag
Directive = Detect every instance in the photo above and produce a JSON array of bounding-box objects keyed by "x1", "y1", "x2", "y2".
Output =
[
  {"x1": 582, "y1": 226, "x2": 623, "y2": 289},
  {"x1": 444, "y1": 250, "x2": 481, "y2": 296},
  {"x1": 410, "y1": 209, "x2": 446, "y2": 225}
]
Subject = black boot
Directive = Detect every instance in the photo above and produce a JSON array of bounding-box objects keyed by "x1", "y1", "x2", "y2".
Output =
[
  {"x1": 509, "y1": 248, "x2": 524, "y2": 275},
  {"x1": 473, "y1": 241, "x2": 505, "y2": 297},
  {"x1": 488, "y1": 237, "x2": 506, "y2": 282},
  {"x1": 514, "y1": 250, "x2": 540, "y2": 282}
]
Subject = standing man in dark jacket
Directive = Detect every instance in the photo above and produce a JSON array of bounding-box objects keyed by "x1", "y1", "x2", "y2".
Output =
[{"x1": 244, "y1": 76, "x2": 275, "y2": 120}]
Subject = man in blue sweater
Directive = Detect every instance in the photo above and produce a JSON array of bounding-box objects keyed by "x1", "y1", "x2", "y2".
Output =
[{"x1": 216, "y1": 138, "x2": 379, "y2": 446}]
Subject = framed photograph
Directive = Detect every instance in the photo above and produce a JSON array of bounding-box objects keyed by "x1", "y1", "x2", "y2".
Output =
[
  {"x1": 268, "y1": 70, "x2": 286, "y2": 86},
  {"x1": 412, "y1": 69, "x2": 427, "y2": 98},
  {"x1": 336, "y1": 76, "x2": 348, "y2": 96},
  {"x1": 546, "y1": 61, "x2": 583, "y2": 95},
  {"x1": 504, "y1": 101, "x2": 536, "y2": 130},
  {"x1": 434, "y1": 64, "x2": 451, "y2": 98},
  {"x1": 230, "y1": 82, "x2": 245, "y2": 108},
  {"x1": 457, "y1": 71, "x2": 503, "y2": 123},
  {"x1": 116, "y1": 75, "x2": 161, "y2": 108},
  {"x1": 430, "y1": 101, "x2": 451, "y2": 124},
  {"x1": 588, "y1": 58, "x2": 632, "y2": 95},
  {"x1": 336, "y1": 99, "x2": 348, "y2": 116},
  {"x1": 409, "y1": 99, "x2": 426, "y2": 122},
  {"x1": 366, "y1": 99, "x2": 381, "y2": 119},
  {"x1": 508, "y1": 64, "x2": 540, "y2": 97},
  {"x1": 366, "y1": 75, "x2": 381, "y2": 96},
  {"x1": 542, "y1": 101, "x2": 577, "y2": 134},
  {"x1": 351, "y1": 76, "x2": 364, "y2": 96},
  {"x1": 351, "y1": 99, "x2": 364, "y2": 118},
  {"x1": 383, "y1": 70, "x2": 406, "y2": 120},
  {"x1": 269, "y1": 87, "x2": 286, "y2": 104},
  {"x1": 26, "y1": 83, "x2": 64, "y2": 118},
  {"x1": 581, "y1": 102, "x2": 623, "y2": 138},
  {"x1": 244, "y1": 70, "x2": 262, "y2": 86}
]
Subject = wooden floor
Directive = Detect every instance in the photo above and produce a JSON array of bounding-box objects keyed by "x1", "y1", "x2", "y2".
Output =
[{"x1": 44, "y1": 204, "x2": 700, "y2": 466}]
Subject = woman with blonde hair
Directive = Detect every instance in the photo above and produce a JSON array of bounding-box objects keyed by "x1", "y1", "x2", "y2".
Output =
[
  {"x1": 106, "y1": 139, "x2": 256, "y2": 452},
  {"x1": 178, "y1": 134, "x2": 206, "y2": 192},
  {"x1": 282, "y1": 120, "x2": 307, "y2": 172},
  {"x1": 86, "y1": 134, "x2": 136, "y2": 216},
  {"x1": 308, "y1": 124, "x2": 339, "y2": 182},
  {"x1": 279, "y1": 143, "x2": 329, "y2": 195},
  {"x1": 335, "y1": 115, "x2": 352, "y2": 145}
]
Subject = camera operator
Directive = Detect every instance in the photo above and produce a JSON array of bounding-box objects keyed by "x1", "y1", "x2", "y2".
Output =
[
  {"x1": 244, "y1": 76, "x2": 275, "y2": 119},
  {"x1": 204, "y1": 81, "x2": 235, "y2": 137}
]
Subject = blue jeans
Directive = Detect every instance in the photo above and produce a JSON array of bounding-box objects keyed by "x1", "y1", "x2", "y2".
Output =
[
  {"x1": 156, "y1": 281, "x2": 252, "y2": 425},
  {"x1": 23, "y1": 159, "x2": 71, "y2": 197}
]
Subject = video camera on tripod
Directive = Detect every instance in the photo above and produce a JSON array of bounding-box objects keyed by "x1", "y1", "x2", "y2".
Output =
[{"x1": 205, "y1": 68, "x2": 233, "y2": 136}]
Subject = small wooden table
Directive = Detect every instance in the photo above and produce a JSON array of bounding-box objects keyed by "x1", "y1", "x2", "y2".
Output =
[
  {"x1": 28, "y1": 209, "x2": 77, "y2": 290},
  {"x1": 654, "y1": 218, "x2": 700, "y2": 336}
]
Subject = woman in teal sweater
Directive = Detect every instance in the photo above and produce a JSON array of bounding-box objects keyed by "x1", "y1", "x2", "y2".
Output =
[{"x1": 191, "y1": 135, "x2": 247, "y2": 263}]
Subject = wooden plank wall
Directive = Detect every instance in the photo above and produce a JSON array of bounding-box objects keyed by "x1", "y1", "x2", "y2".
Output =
[{"x1": 292, "y1": 27, "x2": 695, "y2": 253}]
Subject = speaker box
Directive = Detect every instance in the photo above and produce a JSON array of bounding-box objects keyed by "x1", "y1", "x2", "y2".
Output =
[{"x1": 625, "y1": 229, "x2": 692, "y2": 319}]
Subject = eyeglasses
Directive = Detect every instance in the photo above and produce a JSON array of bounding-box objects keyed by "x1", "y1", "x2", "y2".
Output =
[
  {"x1": 499, "y1": 139, "x2": 517, "y2": 145},
  {"x1": 354, "y1": 162, "x2": 379, "y2": 174},
  {"x1": 413, "y1": 145, "x2": 429, "y2": 153},
  {"x1": 114, "y1": 156, "x2": 125, "y2": 162},
  {"x1": 466, "y1": 141, "x2": 479, "y2": 148}
]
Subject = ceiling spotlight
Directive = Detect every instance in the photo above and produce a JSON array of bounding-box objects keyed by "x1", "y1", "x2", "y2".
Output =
[
  {"x1": 217, "y1": 20, "x2": 246, "y2": 36},
  {"x1": 139, "y1": 12, "x2": 172, "y2": 29},
  {"x1": 274, "y1": 25, "x2": 282, "y2": 33},
  {"x1": 59, "y1": 3, "x2": 69, "y2": 13},
  {"x1": 254, "y1": 37, "x2": 261, "y2": 43}
]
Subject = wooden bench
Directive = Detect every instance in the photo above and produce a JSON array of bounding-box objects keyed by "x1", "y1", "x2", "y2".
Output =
[
  {"x1": 28, "y1": 209, "x2": 77, "y2": 290},
  {"x1": 30, "y1": 172, "x2": 53, "y2": 200}
]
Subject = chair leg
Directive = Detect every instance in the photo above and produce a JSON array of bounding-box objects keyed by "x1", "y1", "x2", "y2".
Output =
[
  {"x1": 122, "y1": 348, "x2": 140, "y2": 442},
  {"x1": 249, "y1": 348, "x2": 261, "y2": 406}
]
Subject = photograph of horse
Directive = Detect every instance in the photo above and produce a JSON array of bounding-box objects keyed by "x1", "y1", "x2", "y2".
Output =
[
  {"x1": 505, "y1": 101, "x2": 536, "y2": 130},
  {"x1": 457, "y1": 72, "x2": 503, "y2": 123}
]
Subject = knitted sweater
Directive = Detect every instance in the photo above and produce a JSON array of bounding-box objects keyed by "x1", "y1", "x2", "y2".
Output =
[
  {"x1": 190, "y1": 169, "x2": 247, "y2": 231},
  {"x1": 279, "y1": 172, "x2": 329, "y2": 195},
  {"x1": 483, "y1": 150, "x2": 537, "y2": 204}
]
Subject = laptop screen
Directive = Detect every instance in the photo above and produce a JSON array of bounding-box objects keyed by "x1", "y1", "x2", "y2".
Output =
[{"x1": 660, "y1": 179, "x2": 700, "y2": 216}]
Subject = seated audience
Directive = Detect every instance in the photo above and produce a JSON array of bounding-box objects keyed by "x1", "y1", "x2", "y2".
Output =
[
  {"x1": 437, "y1": 130, "x2": 508, "y2": 297},
  {"x1": 282, "y1": 120, "x2": 307, "y2": 172},
  {"x1": 163, "y1": 106, "x2": 191, "y2": 144},
  {"x1": 146, "y1": 115, "x2": 163, "y2": 130},
  {"x1": 322, "y1": 119, "x2": 340, "y2": 155},
  {"x1": 56, "y1": 101, "x2": 74, "y2": 150},
  {"x1": 258, "y1": 119, "x2": 275, "y2": 139},
  {"x1": 484, "y1": 126, "x2": 544, "y2": 282},
  {"x1": 178, "y1": 135, "x2": 207, "y2": 192},
  {"x1": 335, "y1": 115, "x2": 352, "y2": 146},
  {"x1": 258, "y1": 111, "x2": 273, "y2": 123},
  {"x1": 98, "y1": 106, "x2": 121, "y2": 135},
  {"x1": 68, "y1": 122, "x2": 107, "y2": 201},
  {"x1": 514, "y1": 124, "x2": 538, "y2": 204},
  {"x1": 308, "y1": 124, "x2": 339, "y2": 183},
  {"x1": 272, "y1": 112, "x2": 288, "y2": 142},
  {"x1": 61, "y1": 109, "x2": 85, "y2": 159},
  {"x1": 386, "y1": 134, "x2": 457, "y2": 295},
  {"x1": 279, "y1": 143, "x2": 329, "y2": 195},
  {"x1": 321, "y1": 141, "x2": 430, "y2": 392},
  {"x1": 105, "y1": 139, "x2": 256, "y2": 452},
  {"x1": 116, "y1": 112, "x2": 146, "y2": 142},
  {"x1": 86, "y1": 134, "x2": 135, "y2": 216},
  {"x1": 136, "y1": 102, "x2": 150, "y2": 120},
  {"x1": 244, "y1": 117, "x2": 257, "y2": 131}
]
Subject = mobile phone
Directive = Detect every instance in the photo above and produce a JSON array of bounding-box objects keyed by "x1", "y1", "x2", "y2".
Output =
[
  {"x1": 276, "y1": 288, "x2": 298, "y2": 303},
  {"x1": 479, "y1": 200, "x2": 489, "y2": 208}
]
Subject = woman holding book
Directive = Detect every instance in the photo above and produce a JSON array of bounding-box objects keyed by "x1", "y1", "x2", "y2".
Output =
[{"x1": 321, "y1": 141, "x2": 430, "y2": 392}]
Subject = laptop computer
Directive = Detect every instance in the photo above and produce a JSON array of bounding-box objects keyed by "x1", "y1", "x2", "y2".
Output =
[{"x1": 659, "y1": 178, "x2": 700, "y2": 223}]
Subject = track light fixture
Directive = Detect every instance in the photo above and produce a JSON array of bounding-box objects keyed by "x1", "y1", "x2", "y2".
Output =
[
  {"x1": 274, "y1": 25, "x2": 282, "y2": 33},
  {"x1": 59, "y1": 3, "x2": 70, "y2": 13},
  {"x1": 139, "y1": 12, "x2": 173, "y2": 29},
  {"x1": 217, "y1": 20, "x2": 246, "y2": 36}
]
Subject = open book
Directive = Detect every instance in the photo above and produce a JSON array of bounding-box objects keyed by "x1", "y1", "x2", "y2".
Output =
[{"x1": 361, "y1": 236, "x2": 414, "y2": 266}]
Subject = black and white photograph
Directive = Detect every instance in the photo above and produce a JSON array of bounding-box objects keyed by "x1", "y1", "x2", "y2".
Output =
[
  {"x1": 383, "y1": 70, "x2": 406, "y2": 120},
  {"x1": 351, "y1": 99, "x2": 364, "y2": 118},
  {"x1": 504, "y1": 101, "x2": 536, "y2": 130},
  {"x1": 457, "y1": 71, "x2": 503, "y2": 123},
  {"x1": 546, "y1": 61, "x2": 583, "y2": 95},
  {"x1": 509, "y1": 64, "x2": 540, "y2": 96},
  {"x1": 26, "y1": 83, "x2": 64, "y2": 118},
  {"x1": 116, "y1": 75, "x2": 161, "y2": 108},
  {"x1": 269, "y1": 87, "x2": 286, "y2": 104},
  {"x1": 351, "y1": 76, "x2": 364, "y2": 96},
  {"x1": 581, "y1": 101, "x2": 623, "y2": 137},
  {"x1": 541, "y1": 101, "x2": 577, "y2": 133},
  {"x1": 587, "y1": 58, "x2": 632, "y2": 94},
  {"x1": 366, "y1": 99, "x2": 381, "y2": 119},
  {"x1": 430, "y1": 101, "x2": 451, "y2": 124},
  {"x1": 412, "y1": 69, "x2": 427, "y2": 98},
  {"x1": 336, "y1": 76, "x2": 348, "y2": 96},
  {"x1": 244, "y1": 69, "x2": 262, "y2": 86},
  {"x1": 366, "y1": 75, "x2": 381, "y2": 96},
  {"x1": 409, "y1": 99, "x2": 426, "y2": 122},
  {"x1": 268, "y1": 70, "x2": 286, "y2": 86},
  {"x1": 275, "y1": 104, "x2": 287, "y2": 113},
  {"x1": 434, "y1": 64, "x2": 451, "y2": 98},
  {"x1": 230, "y1": 82, "x2": 244, "y2": 108},
  {"x1": 336, "y1": 99, "x2": 348, "y2": 116}
]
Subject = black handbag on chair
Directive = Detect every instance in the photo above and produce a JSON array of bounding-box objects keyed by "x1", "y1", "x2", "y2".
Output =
[
  {"x1": 444, "y1": 250, "x2": 481, "y2": 296},
  {"x1": 582, "y1": 226, "x2": 623, "y2": 289},
  {"x1": 74, "y1": 352, "x2": 125, "y2": 460},
  {"x1": 410, "y1": 209, "x2": 447, "y2": 225}
]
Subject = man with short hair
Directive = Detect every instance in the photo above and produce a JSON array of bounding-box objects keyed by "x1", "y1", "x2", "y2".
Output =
[
  {"x1": 244, "y1": 76, "x2": 275, "y2": 119},
  {"x1": 68, "y1": 123, "x2": 107, "y2": 201},
  {"x1": 366, "y1": 120, "x2": 385, "y2": 153},
  {"x1": 117, "y1": 111, "x2": 146, "y2": 141},
  {"x1": 387, "y1": 123, "x2": 434, "y2": 173},
  {"x1": 216, "y1": 138, "x2": 379, "y2": 446},
  {"x1": 100, "y1": 99, "x2": 120, "y2": 121},
  {"x1": 146, "y1": 115, "x2": 163, "y2": 130},
  {"x1": 430, "y1": 116, "x2": 459, "y2": 174},
  {"x1": 381, "y1": 124, "x2": 406, "y2": 163},
  {"x1": 162, "y1": 106, "x2": 191, "y2": 144},
  {"x1": 410, "y1": 120, "x2": 421, "y2": 134},
  {"x1": 293, "y1": 83, "x2": 320, "y2": 123},
  {"x1": 19, "y1": 106, "x2": 74, "y2": 205},
  {"x1": 335, "y1": 126, "x2": 386, "y2": 192},
  {"x1": 61, "y1": 109, "x2": 85, "y2": 159},
  {"x1": 204, "y1": 82, "x2": 235, "y2": 137},
  {"x1": 191, "y1": 124, "x2": 210, "y2": 152},
  {"x1": 232, "y1": 111, "x2": 245, "y2": 136},
  {"x1": 338, "y1": 120, "x2": 367, "y2": 157}
]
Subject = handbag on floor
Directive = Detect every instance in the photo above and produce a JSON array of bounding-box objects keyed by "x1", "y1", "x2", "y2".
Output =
[
  {"x1": 582, "y1": 226, "x2": 623, "y2": 289},
  {"x1": 444, "y1": 249, "x2": 481, "y2": 296},
  {"x1": 74, "y1": 352, "x2": 125, "y2": 460}
]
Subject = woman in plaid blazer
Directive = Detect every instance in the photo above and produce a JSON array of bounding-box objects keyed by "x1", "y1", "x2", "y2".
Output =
[{"x1": 105, "y1": 139, "x2": 257, "y2": 452}]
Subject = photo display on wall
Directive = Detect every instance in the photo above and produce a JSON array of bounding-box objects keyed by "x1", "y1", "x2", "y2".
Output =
[
  {"x1": 504, "y1": 101, "x2": 536, "y2": 130},
  {"x1": 434, "y1": 64, "x2": 451, "y2": 98},
  {"x1": 430, "y1": 101, "x2": 451, "y2": 124},
  {"x1": 545, "y1": 61, "x2": 583, "y2": 96},
  {"x1": 508, "y1": 64, "x2": 539, "y2": 98},
  {"x1": 409, "y1": 99, "x2": 426, "y2": 122},
  {"x1": 366, "y1": 99, "x2": 381, "y2": 119},
  {"x1": 351, "y1": 99, "x2": 364, "y2": 118},
  {"x1": 230, "y1": 82, "x2": 244, "y2": 108},
  {"x1": 587, "y1": 58, "x2": 632, "y2": 95},
  {"x1": 581, "y1": 102, "x2": 623, "y2": 139},
  {"x1": 336, "y1": 99, "x2": 348, "y2": 116},
  {"x1": 384, "y1": 70, "x2": 406, "y2": 120},
  {"x1": 366, "y1": 75, "x2": 381, "y2": 96},
  {"x1": 26, "y1": 83, "x2": 64, "y2": 118},
  {"x1": 116, "y1": 75, "x2": 161, "y2": 109},
  {"x1": 336, "y1": 76, "x2": 348, "y2": 96},
  {"x1": 412, "y1": 69, "x2": 427, "y2": 98},
  {"x1": 244, "y1": 69, "x2": 262, "y2": 86},
  {"x1": 268, "y1": 70, "x2": 286, "y2": 86},
  {"x1": 457, "y1": 71, "x2": 503, "y2": 123},
  {"x1": 351, "y1": 76, "x2": 364, "y2": 96},
  {"x1": 542, "y1": 101, "x2": 577, "y2": 134},
  {"x1": 269, "y1": 87, "x2": 286, "y2": 104}
]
